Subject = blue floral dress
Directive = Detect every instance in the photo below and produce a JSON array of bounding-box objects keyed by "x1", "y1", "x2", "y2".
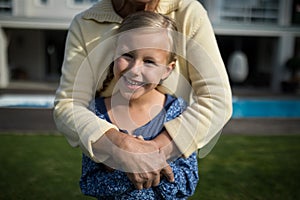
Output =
[{"x1": 80, "y1": 94, "x2": 199, "y2": 200}]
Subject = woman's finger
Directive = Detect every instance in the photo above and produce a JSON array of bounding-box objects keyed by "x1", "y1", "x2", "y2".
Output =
[
  {"x1": 160, "y1": 164, "x2": 174, "y2": 182},
  {"x1": 135, "y1": 182, "x2": 143, "y2": 190},
  {"x1": 143, "y1": 180, "x2": 152, "y2": 189},
  {"x1": 151, "y1": 174, "x2": 160, "y2": 187}
]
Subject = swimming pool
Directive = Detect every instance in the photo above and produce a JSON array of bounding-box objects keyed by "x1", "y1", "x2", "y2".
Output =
[
  {"x1": 0, "y1": 94, "x2": 54, "y2": 108},
  {"x1": 232, "y1": 98, "x2": 300, "y2": 118},
  {"x1": 0, "y1": 94, "x2": 300, "y2": 118}
]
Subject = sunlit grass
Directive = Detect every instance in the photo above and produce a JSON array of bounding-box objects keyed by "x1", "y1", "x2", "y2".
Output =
[{"x1": 0, "y1": 133, "x2": 299, "y2": 200}]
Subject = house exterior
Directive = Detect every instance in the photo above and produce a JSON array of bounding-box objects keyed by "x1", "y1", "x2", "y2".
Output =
[
  {"x1": 200, "y1": 0, "x2": 300, "y2": 92},
  {"x1": 0, "y1": 0, "x2": 299, "y2": 92},
  {"x1": 0, "y1": 0, "x2": 99, "y2": 88}
]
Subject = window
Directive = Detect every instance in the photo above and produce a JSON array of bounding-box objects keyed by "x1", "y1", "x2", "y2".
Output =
[
  {"x1": 219, "y1": 0, "x2": 279, "y2": 24},
  {"x1": 34, "y1": 0, "x2": 49, "y2": 7},
  {"x1": 73, "y1": 0, "x2": 99, "y2": 5},
  {"x1": 0, "y1": 0, "x2": 12, "y2": 15},
  {"x1": 292, "y1": 0, "x2": 300, "y2": 24},
  {"x1": 40, "y1": 0, "x2": 48, "y2": 5},
  {"x1": 67, "y1": 0, "x2": 99, "y2": 9}
]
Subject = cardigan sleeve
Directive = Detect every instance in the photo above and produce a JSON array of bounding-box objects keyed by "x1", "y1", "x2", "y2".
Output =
[
  {"x1": 164, "y1": 0, "x2": 232, "y2": 158},
  {"x1": 53, "y1": 15, "x2": 118, "y2": 161}
]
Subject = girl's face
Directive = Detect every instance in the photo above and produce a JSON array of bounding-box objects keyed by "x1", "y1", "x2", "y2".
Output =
[{"x1": 113, "y1": 30, "x2": 175, "y2": 100}]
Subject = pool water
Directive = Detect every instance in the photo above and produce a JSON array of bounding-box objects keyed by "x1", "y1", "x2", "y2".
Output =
[
  {"x1": 0, "y1": 94, "x2": 300, "y2": 118},
  {"x1": 0, "y1": 94, "x2": 54, "y2": 108},
  {"x1": 232, "y1": 98, "x2": 300, "y2": 118}
]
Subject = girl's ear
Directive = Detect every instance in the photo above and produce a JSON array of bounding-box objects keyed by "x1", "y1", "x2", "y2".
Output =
[{"x1": 161, "y1": 61, "x2": 176, "y2": 80}]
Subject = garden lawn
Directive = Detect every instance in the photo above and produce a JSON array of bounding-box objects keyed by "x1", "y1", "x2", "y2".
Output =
[{"x1": 0, "y1": 133, "x2": 299, "y2": 200}]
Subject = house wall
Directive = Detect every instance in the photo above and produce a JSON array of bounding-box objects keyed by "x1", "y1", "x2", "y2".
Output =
[
  {"x1": 13, "y1": 0, "x2": 94, "y2": 19},
  {"x1": 0, "y1": 0, "x2": 97, "y2": 87},
  {"x1": 0, "y1": 0, "x2": 299, "y2": 92}
]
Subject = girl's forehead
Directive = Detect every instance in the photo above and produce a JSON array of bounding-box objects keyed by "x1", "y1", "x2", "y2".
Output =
[{"x1": 116, "y1": 30, "x2": 171, "y2": 51}]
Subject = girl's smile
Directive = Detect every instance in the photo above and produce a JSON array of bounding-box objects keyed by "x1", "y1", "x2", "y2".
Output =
[{"x1": 122, "y1": 76, "x2": 146, "y2": 90}]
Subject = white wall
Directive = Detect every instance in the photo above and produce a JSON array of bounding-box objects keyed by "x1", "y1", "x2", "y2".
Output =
[
  {"x1": 13, "y1": 0, "x2": 95, "y2": 19},
  {"x1": 0, "y1": 27, "x2": 9, "y2": 88}
]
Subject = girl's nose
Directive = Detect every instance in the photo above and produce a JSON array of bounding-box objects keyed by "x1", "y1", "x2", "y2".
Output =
[{"x1": 128, "y1": 60, "x2": 143, "y2": 75}]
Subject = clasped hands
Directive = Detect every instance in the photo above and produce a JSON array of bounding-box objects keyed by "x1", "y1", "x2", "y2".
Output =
[{"x1": 93, "y1": 129, "x2": 175, "y2": 190}]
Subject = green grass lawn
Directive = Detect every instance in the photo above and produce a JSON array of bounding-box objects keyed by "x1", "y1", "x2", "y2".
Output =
[{"x1": 0, "y1": 133, "x2": 299, "y2": 200}]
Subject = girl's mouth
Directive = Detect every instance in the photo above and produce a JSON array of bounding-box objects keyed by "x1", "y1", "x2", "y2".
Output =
[
  {"x1": 125, "y1": 77, "x2": 144, "y2": 86},
  {"x1": 122, "y1": 76, "x2": 146, "y2": 90}
]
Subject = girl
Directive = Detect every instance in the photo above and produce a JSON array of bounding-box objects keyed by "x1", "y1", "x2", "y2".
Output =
[{"x1": 80, "y1": 11, "x2": 199, "y2": 200}]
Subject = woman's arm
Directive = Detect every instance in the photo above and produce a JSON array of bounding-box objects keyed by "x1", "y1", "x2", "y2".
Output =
[
  {"x1": 53, "y1": 15, "x2": 120, "y2": 160},
  {"x1": 164, "y1": 0, "x2": 232, "y2": 158}
]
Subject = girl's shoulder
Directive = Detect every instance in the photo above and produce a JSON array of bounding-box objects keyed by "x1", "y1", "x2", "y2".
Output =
[
  {"x1": 165, "y1": 94, "x2": 187, "y2": 121},
  {"x1": 93, "y1": 97, "x2": 108, "y2": 120}
]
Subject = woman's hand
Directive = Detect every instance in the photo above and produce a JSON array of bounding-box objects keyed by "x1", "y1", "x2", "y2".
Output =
[
  {"x1": 114, "y1": 134, "x2": 174, "y2": 189},
  {"x1": 92, "y1": 128, "x2": 174, "y2": 190},
  {"x1": 126, "y1": 163, "x2": 174, "y2": 190},
  {"x1": 124, "y1": 135, "x2": 174, "y2": 190}
]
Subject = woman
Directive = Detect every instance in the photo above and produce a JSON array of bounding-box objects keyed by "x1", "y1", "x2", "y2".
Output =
[{"x1": 53, "y1": 0, "x2": 232, "y2": 190}]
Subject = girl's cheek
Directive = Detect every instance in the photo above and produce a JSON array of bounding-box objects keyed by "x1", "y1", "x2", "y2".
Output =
[
  {"x1": 147, "y1": 70, "x2": 164, "y2": 83},
  {"x1": 117, "y1": 58, "x2": 129, "y2": 70},
  {"x1": 114, "y1": 58, "x2": 128, "y2": 76}
]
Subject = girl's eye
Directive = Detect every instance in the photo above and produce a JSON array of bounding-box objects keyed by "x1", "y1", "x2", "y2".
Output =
[
  {"x1": 144, "y1": 59, "x2": 156, "y2": 66},
  {"x1": 121, "y1": 53, "x2": 133, "y2": 60}
]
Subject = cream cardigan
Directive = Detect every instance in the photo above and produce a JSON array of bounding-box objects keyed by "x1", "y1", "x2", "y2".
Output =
[{"x1": 53, "y1": 0, "x2": 232, "y2": 161}]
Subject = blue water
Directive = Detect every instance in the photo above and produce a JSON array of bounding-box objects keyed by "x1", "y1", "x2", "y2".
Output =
[
  {"x1": 232, "y1": 98, "x2": 300, "y2": 118},
  {"x1": 0, "y1": 94, "x2": 54, "y2": 109},
  {"x1": 1, "y1": 94, "x2": 300, "y2": 118}
]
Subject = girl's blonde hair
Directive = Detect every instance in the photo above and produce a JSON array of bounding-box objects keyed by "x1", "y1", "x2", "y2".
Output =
[{"x1": 98, "y1": 11, "x2": 178, "y2": 95}]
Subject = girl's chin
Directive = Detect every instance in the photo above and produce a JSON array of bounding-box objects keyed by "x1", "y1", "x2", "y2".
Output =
[
  {"x1": 119, "y1": 91, "x2": 139, "y2": 101},
  {"x1": 119, "y1": 86, "x2": 149, "y2": 100},
  {"x1": 124, "y1": 84, "x2": 143, "y2": 91}
]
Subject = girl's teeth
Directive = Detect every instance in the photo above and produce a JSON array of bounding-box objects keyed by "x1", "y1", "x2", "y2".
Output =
[{"x1": 126, "y1": 78, "x2": 143, "y2": 86}]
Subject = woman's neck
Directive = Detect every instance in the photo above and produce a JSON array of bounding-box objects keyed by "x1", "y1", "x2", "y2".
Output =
[{"x1": 112, "y1": 0, "x2": 159, "y2": 18}]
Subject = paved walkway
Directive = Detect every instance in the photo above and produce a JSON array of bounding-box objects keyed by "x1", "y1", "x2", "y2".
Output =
[
  {"x1": 0, "y1": 107, "x2": 58, "y2": 133},
  {"x1": 223, "y1": 118, "x2": 300, "y2": 135},
  {"x1": 1, "y1": 106, "x2": 299, "y2": 135}
]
